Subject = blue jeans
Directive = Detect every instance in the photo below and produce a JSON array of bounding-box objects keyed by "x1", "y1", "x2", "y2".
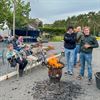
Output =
[
  {"x1": 80, "y1": 52, "x2": 92, "y2": 79},
  {"x1": 65, "y1": 48, "x2": 75, "y2": 73},
  {"x1": 14, "y1": 47, "x2": 21, "y2": 51},
  {"x1": 74, "y1": 44, "x2": 80, "y2": 65}
]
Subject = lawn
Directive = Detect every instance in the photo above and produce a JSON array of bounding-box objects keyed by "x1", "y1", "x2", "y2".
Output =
[{"x1": 50, "y1": 36, "x2": 63, "y2": 42}]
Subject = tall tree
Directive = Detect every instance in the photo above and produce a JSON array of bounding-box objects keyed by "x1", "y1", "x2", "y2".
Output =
[
  {"x1": 15, "y1": 0, "x2": 31, "y2": 29},
  {"x1": 0, "y1": 0, "x2": 12, "y2": 28},
  {"x1": 0, "y1": 0, "x2": 31, "y2": 29}
]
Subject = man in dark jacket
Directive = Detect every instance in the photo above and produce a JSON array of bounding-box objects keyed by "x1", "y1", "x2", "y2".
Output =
[
  {"x1": 78, "y1": 27, "x2": 99, "y2": 85},
  {"x1": 64, "y1": 26, "x2": 76, "y2": 75}
]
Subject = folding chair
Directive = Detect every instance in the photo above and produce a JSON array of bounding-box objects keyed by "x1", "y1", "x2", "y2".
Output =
[
  {"x1": 6, "y1": 61, "x2": 19, "y2": 79},
  {"x1": 26, "y1": 56, "x2": 38, "y2": 73}
]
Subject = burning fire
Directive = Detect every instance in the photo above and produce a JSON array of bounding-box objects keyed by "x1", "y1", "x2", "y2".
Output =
[{"x1": 47, "y1": 55, "x2": 63, "y2": 68}]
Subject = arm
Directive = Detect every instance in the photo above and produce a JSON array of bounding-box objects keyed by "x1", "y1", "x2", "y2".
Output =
[
  {"x1": 64, "y1": 33, "x2": 71, "y2": 42},
  {"x1": 19, "y1": 50, "x2": 27, "y2": 58},
  {"x1": 77, "y1": 32, "x2": 84, "y2": 43},
  {"x1": 64, "y1": 34, "x2": 68, "y2": 42},
  {"x1": 14, "y1": 50, "x2": 23, "y2": 60},
  {"x1": 6, "y1": 52, "x2": 12, "y2": 59},
  {"x1": 64, "y1": 33, "x2": 75, "y2": 43},
  {"x1": 90, "y1": 37, "x2": 99, "y2": 48},
  {"x1": 79, "y1": 37, "x2": 85, "y2": 50}
]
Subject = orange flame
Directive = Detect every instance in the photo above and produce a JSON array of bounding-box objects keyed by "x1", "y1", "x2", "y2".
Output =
[{"x1": 47, "y1": 55, "x2": 63, "y2": 68}]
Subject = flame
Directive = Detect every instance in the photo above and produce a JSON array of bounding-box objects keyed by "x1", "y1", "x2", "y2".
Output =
[{"x1": 47, "y1": 55, "x2": 63, "y2": 68}]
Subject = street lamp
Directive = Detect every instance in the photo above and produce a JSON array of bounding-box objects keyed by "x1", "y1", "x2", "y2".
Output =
[{"x1": 13, "y1": 0, "x2": 16, "y2": 36}]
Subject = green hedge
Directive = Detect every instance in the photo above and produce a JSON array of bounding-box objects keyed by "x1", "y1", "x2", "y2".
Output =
[
  {"x1": 50, "y1": 36, "x2": 63, "y2": 42},
  {"x1": 39, "y1": 27, "x2": 66, "y2": 35}
]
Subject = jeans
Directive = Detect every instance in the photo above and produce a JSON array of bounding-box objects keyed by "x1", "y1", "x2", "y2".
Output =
[
  {"x1": 74, "y1": 44, "x2": 80, "y2": 65},
  {"x1": 16, "y1": 58, "x2": 28, "y2": 70},
  {"x1": 14, "y1": 47, "x2": 21, "y2": 51},
  {"x1": 65, "y1": 48, "x2": 75, "y2": 73},
  {"x1": 80, "y1": 52, "x2": 92, "y2": 79}
]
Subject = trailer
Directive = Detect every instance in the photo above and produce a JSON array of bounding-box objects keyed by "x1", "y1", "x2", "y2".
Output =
[{"x1": 11, "y1": 29, "x2": 40, "y2": 42}]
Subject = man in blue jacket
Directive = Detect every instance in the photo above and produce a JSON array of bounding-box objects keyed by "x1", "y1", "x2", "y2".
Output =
[{"x1": 64, "y1": 26, "x2": 76, "y2": 75}]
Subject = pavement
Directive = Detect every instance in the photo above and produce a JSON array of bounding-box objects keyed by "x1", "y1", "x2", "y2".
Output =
[{"x1": 0, "y1": 41, "x2": 100, "y2": 100}]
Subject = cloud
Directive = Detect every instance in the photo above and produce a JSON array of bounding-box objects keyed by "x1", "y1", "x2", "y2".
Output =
[
  {"x1": 40, "y1": 9, "x2": 99, "y2": 24},
  {"x1": 27, "y1": 0, "x2": 100, "y2": 23}
]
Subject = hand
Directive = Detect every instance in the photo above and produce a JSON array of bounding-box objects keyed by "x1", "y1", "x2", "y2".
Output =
[
  {"x1": 84, "y1": 44, "x2": 91, "y2": 49},
  {"x1": 20, "y1": 57, "x2": 23, "y2": 61}
]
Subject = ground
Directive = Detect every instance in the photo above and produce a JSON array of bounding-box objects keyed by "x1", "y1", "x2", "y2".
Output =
[{"x1": 0, "y1": 42, "x2": 100, "y2": 100}]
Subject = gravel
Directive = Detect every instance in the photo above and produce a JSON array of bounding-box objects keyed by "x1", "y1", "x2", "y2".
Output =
[
  {"x1": 0, "y1": 41, "x2": 100, "y2": 100},
  {"x1": 32, "y1": 80, "x2": 84, "y2": 100}
]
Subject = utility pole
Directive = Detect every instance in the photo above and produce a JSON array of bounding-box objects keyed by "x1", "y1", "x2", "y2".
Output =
[{"x1": 13, "y1": 0, "x2": 16, "y2": 36}]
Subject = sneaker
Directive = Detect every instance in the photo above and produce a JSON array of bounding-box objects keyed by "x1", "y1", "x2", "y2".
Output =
[
  {"x1": 64, "y1": 72, "x2": 68, "y2": 74},
  {"x1": 74, "y1": 64, "x2": 77, "y2": 68},
  {"x1": 88, "y1": 79, "x2": 92, "y2": 85},
  {"x1": 69, "y1": 71, "x2": 73, "y2": 75},
  {"x1": 77, "y1": 75, "x2": 82, "y2": 80},
  {"x1": 64, "y1": 71, "x2": 70, "y2": 74},
  {"x1": 19, "y1": 70, "x2": 23, "y2": 77}
]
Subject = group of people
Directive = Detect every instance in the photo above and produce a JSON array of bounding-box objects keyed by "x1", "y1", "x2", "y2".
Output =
[
  {"x1": 6, "y1": 36, "x2": 43, "y2": 77},
  {"x1": 5, "y1": 26, "x2": 99, "y2": 84},
  {"x1": 64, "y1": 26, "x2": 99, "y2": 85}
]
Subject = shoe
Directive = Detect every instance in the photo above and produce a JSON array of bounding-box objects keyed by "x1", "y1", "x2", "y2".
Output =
[
  {"x1": 64, "y1": 72, "x2": 67, "y2": 74},
  {"x1": 64, "y1": 71, "x2": 70, "y2": 75},
  {"x1": 69, "y1": 71, "x2": 73, "y2": 75},
  {"x1": 74, "y1": 64, "x2": 77, "y2": 68},
  {"x1": 19, "y1": 70, "x2": 23, "y2": 77},
  {"x1": 77, "y1": 75, "x2": 82, "y2": 80},
  {"x1": 88, "y1": 79, "x2": 92, "y2": 85}
]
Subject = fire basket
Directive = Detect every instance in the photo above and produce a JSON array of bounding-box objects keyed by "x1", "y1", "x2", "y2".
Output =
[{"x1": 47, "y1": 55, "x2": 64, "y2": 82}]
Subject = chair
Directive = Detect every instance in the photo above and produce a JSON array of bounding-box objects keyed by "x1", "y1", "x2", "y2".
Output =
[
  {"x1": 23, "y1": 55, "x2": 38, "y2": 73},
  {"x1": 6, "y1": 62, "x2": 19, "y2": 79}
]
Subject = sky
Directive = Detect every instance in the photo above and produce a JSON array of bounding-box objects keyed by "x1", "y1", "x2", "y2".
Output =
[{"x1": 27, "y1": 0, "x2": 100, "y2": 24}]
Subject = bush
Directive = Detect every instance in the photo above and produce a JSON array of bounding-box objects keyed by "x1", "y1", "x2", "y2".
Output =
[
  {"x1": 50, "y1": 36, "x2": 63, "y2": 42},
  {"x1": 39, "y1": 27, "x2": 66, "y2": 35}
]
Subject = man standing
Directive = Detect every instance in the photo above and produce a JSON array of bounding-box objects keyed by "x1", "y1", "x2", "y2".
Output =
[
  {"x1": 64, "y1": 26, "x2": 76, "y2": 75},
  {"x1": 78, "y1": 27, "x2": 99, "y2": 85},
  {"x1": 74, "y1": 26, "x2": 83, "y2": 67}
]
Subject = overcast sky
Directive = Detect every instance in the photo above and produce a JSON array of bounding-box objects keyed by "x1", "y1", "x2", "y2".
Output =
[{"x1": 27, "y1": 0, "x2": 100, "y2": 24}]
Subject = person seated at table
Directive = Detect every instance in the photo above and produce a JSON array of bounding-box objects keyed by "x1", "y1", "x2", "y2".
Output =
[{"x1": 6, "y1": 43, "x2": 28, "y2": 77}]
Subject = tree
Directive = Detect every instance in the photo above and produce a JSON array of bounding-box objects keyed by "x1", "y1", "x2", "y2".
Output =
[
  {"x1": 0, "y1": 0, "x2": 12, "y2": 28},
  {"x1": 0, "y1": 0, "x2": 31, "y2": 29},
  {"x1": 43, "y1": 11, "x2": 100, "y2": 36},
  {"x1": 15, "y1": 0, "x2": 31, "y2": 29}
]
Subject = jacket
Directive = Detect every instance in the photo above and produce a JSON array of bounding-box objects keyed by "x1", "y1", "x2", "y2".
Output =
[
  {"x1": 64, "y1": 32, "x2": 76, "y2": 49},
  {"x1": 80, "y1": 35, "x2": 99, "y2": 53}
]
